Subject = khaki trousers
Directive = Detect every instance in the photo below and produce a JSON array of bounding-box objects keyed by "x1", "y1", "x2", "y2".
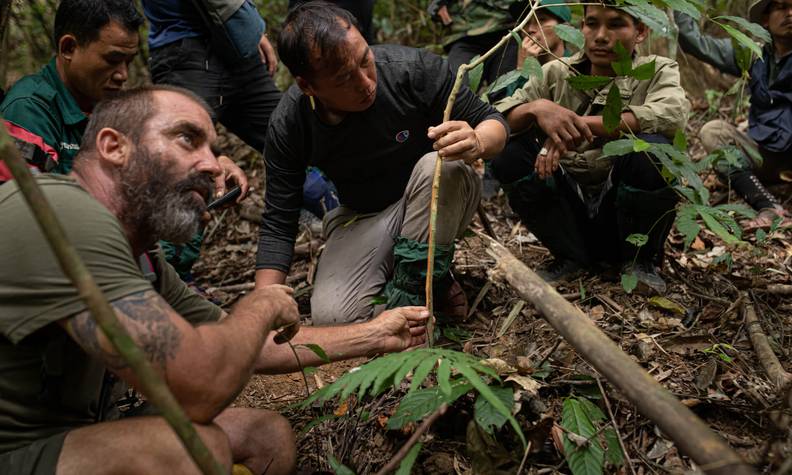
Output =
[{"x1": 310, "y1": 153, "x2": 481, "y2": 325}]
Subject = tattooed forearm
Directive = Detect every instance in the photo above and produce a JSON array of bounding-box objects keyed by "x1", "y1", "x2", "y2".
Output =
[{"x1": 67, "y1": 290, "x2": 183, "y2": 370}]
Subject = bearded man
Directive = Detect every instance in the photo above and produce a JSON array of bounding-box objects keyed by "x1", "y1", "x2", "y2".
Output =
[{"x1": 0, "y1": 85, "x2": 428, "y2": 474}]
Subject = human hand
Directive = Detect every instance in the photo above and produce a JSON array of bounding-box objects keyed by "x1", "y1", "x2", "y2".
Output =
[
  {"x1": 369, "y1": 306, "x2": 430, "y2": 353},
  {"x1": 237, "y1": 284, "x2": 300, "y2": 335},
  {"x1": 521, "y1": 35, "x2": 544, "y2": 58},
  {"x1": 535, "y1": 138, "x2": 563, "y2": 180},
  {"x1": 427, "y1": 121, "x2": 482, "y2": 164},
  {"x1": 258, "y1": 33, "x2": 278, "y2": 76},
  {"x1": 532, "y1": 99, "x2": 593, "y2": 153},
  {"x1": 215, "y1": 155, "x2": 250, "y2": 204}
]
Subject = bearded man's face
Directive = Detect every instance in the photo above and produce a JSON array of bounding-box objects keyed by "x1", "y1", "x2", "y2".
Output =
[{"x1": 119, "y1": 143, "x2": 214, "y2": 244}]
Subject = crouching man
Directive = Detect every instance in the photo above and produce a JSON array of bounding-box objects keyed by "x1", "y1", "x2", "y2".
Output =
[
  {"x1": 491, "y1": 3, "x2": 689, "y2": 294},
  {"x1": 0, "y1": 86, "x2": 428, "y2": 474}
]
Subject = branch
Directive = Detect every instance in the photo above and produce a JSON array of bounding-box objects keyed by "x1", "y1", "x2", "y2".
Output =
[
  {"x1": 483, "y1": 235, "x2": 756, "y2": 475},
  {"x1": 742, "y1": 292, "x2": 792, "y2": 391},
  {"x1": 373, "y1": 403, "x2": 448, "y2": 475},
  {"x1": 0, "y1": 125, "x2": 225, "y2": 474}
]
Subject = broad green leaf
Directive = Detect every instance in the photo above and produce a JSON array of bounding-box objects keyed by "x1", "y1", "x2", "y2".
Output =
[
  {"x1": 474, "y1": 385, "x2": 514, "y2": 434},
  {"x1": 388, "y1": 384, "x2": 471, "y2": 429},
  {"x1": 521, "y1": 56, "x2": 543, "y2": 82},
  {"x1": 675, "y1": 204, "x2": 701, "y2": 249},
  {"x1": 487, "y1": 70, "x2": 523, "y2": 94},
  {"x1": 648, "y1": 296, "x2": 686, "y2": 315},
  {"x1": 604, "y1": 428, "x2": 624, "y2": 467},
  {"x1": 601, "y1": 139, "x2": 635, "y2": 158},
  {"x1": 511, "y1": 30, "x2": 522, "y2": 46},
  {"x1": 611, "y1": 42, "x2": 633, "y2": 77},
  {"x1": 410, "y1": 357, "x2": 437, "y2": 392},
  {"x1": 621, "y1": 273, "x2": 638, "y2": 294},
  {"x1": 711, "y1": 252, "x2": 734, "y2": 271},
  {"x1": 577, "y1": 396, "x2": 606, "y2": 423},
  {"x1": 437, "y1": 358, "x2": 452, "y2": 397},
  {"x1": 395, "y1": 443, "x2": 422, "y2": 475},
  {"x1": 392, "y1": 351, "x2": 430, "y2": 390},
  {"x1": 562, "y1": 398, "x2": 605, "y2": 475},
  {"x1": 567, "y1": 75, "x2": 612, "y2": 91},
  {"x1": 603, "y1": 85, "x2": 623, "y2": 133},
  {"x1": 329, "y1": 456, "x2": 356, "y2": 475},
  {"x1": 633, "y1": 139, "x2": 650, "y2": 152},
  {"x1": 629, "y1": 60, "x2": 656, "y2": 81},
  {"x1": 716, "y1": 203, "x2": 756, "y2": 219},
  {"x1": 299, "y1": 344, "x2": 330, "y2": 364},
  {"x1": 661, "y1": 0, "x2": 701, "y2": 19},
  {"x1": 717, "y1": 23, "x2": 763, "y2": 59},
  {"x1": 734, "y1": 43, "x2": 754, "y2": 73},
  {"x1": 714, "y1": 15, "x2": 772, "y2": 43},
  {"x1": 554, "y1": 23, "x2": 585, "y2": 50},
  {"x1": 673, "y1": 129, "x2": 688, "y2": 151},
  {"x1": 698, "y1": 206, "x2": 741, "y2": 245},
  {"x1": 623, "y1": 1, "x2": 671, "y2": 36},
  {"x1": 467, "y1": 56, "x2": 484, "y2": 94},
  {"x1": 626, "y1": 233, "x2": 648, "y2": 247},
  {"x1": 456, "y1": 364, "x2": 526, "y2": 446}
]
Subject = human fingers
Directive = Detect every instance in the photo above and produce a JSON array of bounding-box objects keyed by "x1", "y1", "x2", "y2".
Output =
[
  {"x1": 427, "y1": 121, "x2": 466, "y2": 140},
  {"x1": 213, "y1": 173, "x2": 226, "y2": 198},
  {"x1": 273, "y1": 321, "x2": 300, "y2": 344},
  {"x1": 259, "y1": 35, "x2": 278, "y2": 76},
  {"x1": 573, "y1": 115, "x2": 594, "y2": 143}
]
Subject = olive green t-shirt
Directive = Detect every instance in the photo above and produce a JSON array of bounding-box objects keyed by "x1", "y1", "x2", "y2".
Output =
[{"x1": 0, "y1": 175, "x2": 222, "y2": 453}]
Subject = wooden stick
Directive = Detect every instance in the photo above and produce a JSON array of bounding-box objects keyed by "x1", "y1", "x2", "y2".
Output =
[
  {"x1": 766, "y1": 284, "x2": 792, "y2": 296},
  {"x1": 373, "y1": 403, "x2": 448, "y2": 475},
  {"x1": 484, "y1": 236, "x2": 755, "y2": 475},
  {"x1": 0, "y1": 125, "x2": 225, "y2": 474},
  {"x1": 742, "y1": 293, "x2": 792, "y2": 391}
]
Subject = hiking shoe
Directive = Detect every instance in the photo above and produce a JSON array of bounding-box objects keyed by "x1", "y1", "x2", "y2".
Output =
[
  {"x1": 623, "y1": 261, "x2": 667, "y2": 296},
  {"x1": 536, "y1": 258, "x2": 584, "y2": 283}
]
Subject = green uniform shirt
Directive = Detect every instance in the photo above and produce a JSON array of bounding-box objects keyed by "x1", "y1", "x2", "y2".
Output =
[
  {"x1": 495, "y1": 52, "x2": 690, "y2": 193},
  {"x1": 442, "y1": 0, "x2": 522, "y2": 47},
  {"x1": 0, "y1": 175, "x2": 222, "y2": 453},
  {"x1": 0, "y1": 59, "x2": 88, "y2": 175}
]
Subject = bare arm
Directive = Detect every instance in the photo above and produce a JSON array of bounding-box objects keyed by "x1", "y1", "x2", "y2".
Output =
[
  {"x1": 255, "y1": 268, "x2": 287, "y2": 287},
  {"x1": 581, "y1": 112, "x2": 641, "y2": 138},
  {"x1": 254, "y1": 306, "x2": 430, "y2": 374},
  {"x1": 60, "y1": 285, "x2": 299, "y2": 423}
]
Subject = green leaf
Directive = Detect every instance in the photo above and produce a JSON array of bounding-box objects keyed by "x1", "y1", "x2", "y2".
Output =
[
  {"x1": 734, "y1": 42, "x2": 754, "y2": 73},
  {"x1": 388, "y1": 384, "x2": 471, "y2": 429},
  {"x1": 601, "y1": 139, "x2": 635, "y2": 158},
  {"x1": 714, "y1": 15, "x2": 772, "y2": 43},
  {"x1": 409, "y1": 357, "x2": 436, "y2": 392},
  {"x1": 756, "y1": 228, "x2": 767, "y2": 243},
  {"x1": 604, "y1": 428, "x2": 624, "y2": 467},
  {"x1": 456, "y1": 364, "x2": 526, "y2": 446},
  {"x1": 611, "y1": 42, "x2": 633, "y2": 76},
  {"x1": 474, "y1": 385, "x2": 514, "y2": 434},
  {"x1": 299, "y1": 343, "x2": 331, "y2": 364},
  {"x1": 567, "y1": 75, "x2": 612, "y2": 91},
  {"x1": 698, "y1": 206, "x2": 741, "y2": 245},
  {"x1": 395, "y1": 443, "x2": 422, "y2": 475},
  {"x1": 561, "y1": 398, "x2": 605, "y2": 475},
  {"x1": 712, "y1": 252, "x2": 734, "y2": 271},
  {"x1": 370, "y1": 295, "x2": 387, "y2": 305},
  {"x1": 521, "y1": 56, "x2": 543, "y2": 82},
  {"x1": 437, "y1": 358, "x2": 452, "y2": 397},
  {"x1": 629, "y1": 60, "x2": 656, "y2": 80},
  {"x1": 603, "y1": 85, "x2": 623, "y2": 133},
  {"x1": 511, "y1": 30, "x2": 522, "y2": 46},
  {"x1": 633, "y1": 139, "x2": 650, "y2": 152},
  {"x1": 487, "y1": 70, "x2": 523, "y2": 94},
  {"x1": 577, "y1": 397, "x2": 606, "y2": 423},
  {"x1": 661, "y1": 0, "x2": 701, "y2": 19},
  {"x1": 717, "y1": 22, "x2": 763, "y2": 59},
  {"x1": 673, "y1": 129, "x2": 688, "y2": 151},
  {"x1": 621, "y1": 273, "x2": 638, "y2": 294},
  {"x1": 648, "y1": 296, "x2": 686, "y2": 315},
  {"x1": 329, "y1": 456, "x2": 356, "y2": 475},
  {"x1": 623, "y1": 1, "x2": 671, "y2": 36},
  {"x1": 467, "y1": 56, "x2": 484, "y2": 94},
  {"x1": 675, "y1": 204, "x2": 701, "y2": 250},
  {"x1": 554, "y1": 23, "x2": 585, "y2": 50},
  {"x1": 626, "y1": 233, "x2": 648, "y2": 247}
]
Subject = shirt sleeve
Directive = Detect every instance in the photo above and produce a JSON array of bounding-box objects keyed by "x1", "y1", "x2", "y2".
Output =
[
  {"x1": 416, "y1": 50, "x2": 509, "y2": 134},
  {"x1": 256, "y1": 110, "x2": 306, "y2": 272},
  {"x1": 153, "y1": 249, "x2": 222, "y2": 324},
  {"x1": 626, "y1": 59, "x2": 690, "y2": 137},
  {"x1": 674, "y1": 12, "x2": 741, "y2": 77},
  {"x1": 1, "y1": 97, "x2": 61, "y2": 173}
]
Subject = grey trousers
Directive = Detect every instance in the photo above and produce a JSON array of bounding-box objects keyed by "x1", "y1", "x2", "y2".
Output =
[{"x1": 310, "y1": 153, "x2": 481, "y2": 325}]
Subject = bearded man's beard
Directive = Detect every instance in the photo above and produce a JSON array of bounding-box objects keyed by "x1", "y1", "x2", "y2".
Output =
[{"x1": 119, "y1": 146, "x2": 214, "y2": 244}]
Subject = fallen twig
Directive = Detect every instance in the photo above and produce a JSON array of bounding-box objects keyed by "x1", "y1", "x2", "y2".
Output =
[
  {"x1": 766, "y1": 284, "x2": 792, "y2": 296},
  {"x1": 596, "y1": 377, "x2": 636, "y2": 475},
  {"x1": 742, "y1": 292, "x2": 792, "y2": 391},
  {"x1": 373, "y1": 403, "x2": 448, "y2": 475}
]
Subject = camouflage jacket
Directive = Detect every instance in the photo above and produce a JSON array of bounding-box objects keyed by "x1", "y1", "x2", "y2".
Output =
[{"x1": 440, "y1": 0, "x2": 525, "y2": 47}]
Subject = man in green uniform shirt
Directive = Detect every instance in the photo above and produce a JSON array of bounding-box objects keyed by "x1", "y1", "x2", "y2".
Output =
[{"x1": 0, "y1": 86, "x2": 428, "y2": 474}]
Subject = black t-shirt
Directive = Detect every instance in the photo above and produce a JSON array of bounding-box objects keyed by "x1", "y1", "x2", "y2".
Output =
[{"x1": 256, "y1": 44, "x2": 506, "y2": 272}]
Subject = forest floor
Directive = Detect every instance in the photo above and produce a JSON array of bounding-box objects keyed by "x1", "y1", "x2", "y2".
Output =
[{"x1": 192, "y1": 102, "x2": 792, "y2": 474}]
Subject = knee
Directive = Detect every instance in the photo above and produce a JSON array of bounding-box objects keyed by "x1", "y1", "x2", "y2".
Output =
[
  {"x1": 197, "y1": 424, "x2": 234, "y2": 471},
  {"x1": 412, "y1": 153, "x2": 480, "y2": 197},
  {"x1": 242, "y1": 411, "x2": 297, "y2": 475},
  {"x1": 699, "y1": 120, "x2": 732, "y2": 153}
]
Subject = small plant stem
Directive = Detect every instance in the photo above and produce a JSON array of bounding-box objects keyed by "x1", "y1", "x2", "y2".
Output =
[
  {"x1": 0, "y1": 125, "x2": 225, "y2": 474},
  {"x1": 596, "y1": 376, "x2": 637, "y2": 475},
  {"x1": 373, "y1": 403, "x2": 448, "y2": 475},
  {"x1": 515, "y1": 441, "x2": 534, "y2": 475}
]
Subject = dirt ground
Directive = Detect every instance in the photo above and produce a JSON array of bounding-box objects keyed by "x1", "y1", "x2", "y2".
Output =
[{"x1": 192, "y1": 99, "x2": 792, "y2": 473}]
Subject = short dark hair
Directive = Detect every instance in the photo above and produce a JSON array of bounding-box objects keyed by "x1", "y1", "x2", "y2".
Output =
[
  {"x1": 583, "y1": 2, "x2": 641, "y2": 23},
  {"x1": 53, "y1": 0, "x2": 144, "y2": 48},
  {"x1": 278, "y1": 0, "x2": 361, "y2": 79},
  {"x1": 78, "y1": 85, "x2": 211, "y2": 156}
]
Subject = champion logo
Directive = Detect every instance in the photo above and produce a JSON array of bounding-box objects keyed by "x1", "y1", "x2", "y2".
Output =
[{"x1": 395, "y1": 130, "x2": 410, "y2": 143}]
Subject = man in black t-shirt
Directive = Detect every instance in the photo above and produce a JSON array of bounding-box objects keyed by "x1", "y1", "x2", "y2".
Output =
[{"x1": 255, "y1": 1, "x2": 508, "y2": 324}]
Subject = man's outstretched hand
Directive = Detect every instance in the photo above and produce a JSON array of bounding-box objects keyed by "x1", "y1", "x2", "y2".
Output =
[
  {"x1": 369, "y1": 306, "x2": 430, "y2": 354},
  {"x1": 428, "y1": 121, "x2": 482, "y2": 164}
]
